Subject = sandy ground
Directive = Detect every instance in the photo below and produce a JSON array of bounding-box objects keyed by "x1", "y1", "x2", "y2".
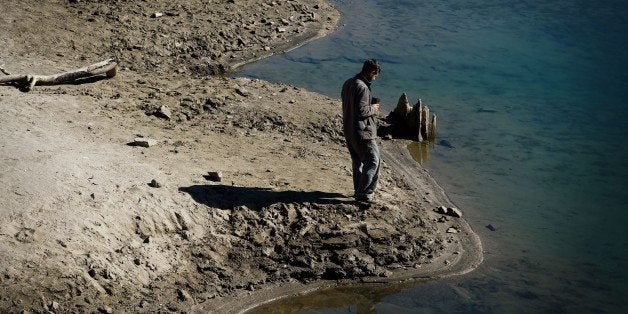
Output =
[{"x1": 0, "y1": 0, "x2": 482, "y2": 312}]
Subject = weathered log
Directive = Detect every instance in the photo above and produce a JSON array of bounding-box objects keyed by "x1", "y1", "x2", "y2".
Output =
[
  {"x1": 393, "y1": 93, "x2": 411, "y2": 118},
  {"x1": 429, "y1": 114, "x2": 437, "y2": 141},
  {"x1": 406, "y1": 98, "x2": 422, "y2": 139},
  {"x1": 382, "y1": 93, "x2": 438, "y2": 142},
  {"x1": 420, "y1": 105, "x2": 429, "y2": 140},
  {"x1": 0, "y1": 58, "x2": 117, "y2": 91}
]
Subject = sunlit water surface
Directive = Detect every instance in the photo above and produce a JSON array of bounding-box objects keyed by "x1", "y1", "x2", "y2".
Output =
[{"x1": 236, "y1": 0, "x2": 628, "y2": 312}]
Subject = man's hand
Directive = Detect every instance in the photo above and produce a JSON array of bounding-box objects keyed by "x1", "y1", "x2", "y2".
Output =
[{"x1": 372, "y1": 103, "x2": 380, "y2": 113}]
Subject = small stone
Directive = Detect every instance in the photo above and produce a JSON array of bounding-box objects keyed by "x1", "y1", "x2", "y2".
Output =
[
  {"x1": 382, "y1": 134, "x2": 393, "y2": 140},
  {"x1": 148, "y1": 179, "x2": 161, "y2": 188},
  {"x1": 157, "y1": 105, "x2": 172, "y2": 120},
  {"x1": 276, "y1": 27, "x2": 286, "y2": 33},
  {"x1": 263, "y1": 46, "x2": 271, "y2": 51},
  {"x1": 98, "y1": 306, "x2": 113, "y2": 314},
  {"x1": 151, "y1": 12, "x2": 163, "y2": 18},
  {"x1": 205, "y1": 171, "x2": 222, "y2": 182},
  {"x1": 446, "y1": 227, "x2": 458, "y2": 234},
  {"x1": 486, "y1": 224, "x2": 496, "y2": 231},
  {"x1": 379, "y1": 269, "x2": 393, "y2": 277},
  {"x1": 133, "y1": 138, "x2": 157, "y2": 147},
  {"x1": 447, "y1": 207, "x2": 463, "y2": 218},
  {"x1": 177, "y1": 289, "x2": 193, "y2": 302},
  {"x1": 102, "y1": 269, "x2": 115, "y2": 280},
  {"x1": 235, "y1": 88, "x2": 250, "y2": 97},
  {"x1": 51, "y1": 301, "x2": 59, "y2": 310}
]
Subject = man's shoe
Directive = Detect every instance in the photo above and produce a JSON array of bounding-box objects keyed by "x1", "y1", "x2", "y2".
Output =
[{"x1": 355, "y1": 194, "x2": 375, "y2": 204}]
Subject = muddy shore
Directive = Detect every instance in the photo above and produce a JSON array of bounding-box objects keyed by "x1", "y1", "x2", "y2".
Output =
[{"x1": 0, "y1": 1, "x2": 481, "y2": 312}]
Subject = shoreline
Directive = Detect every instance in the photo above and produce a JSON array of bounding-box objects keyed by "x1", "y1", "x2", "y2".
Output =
[
  {"x1": 196, "y1": 141, "x2": 483, "y2": 313},
  {"x1": 0, "y1": 1, "x2": 482, "y2": 312}
]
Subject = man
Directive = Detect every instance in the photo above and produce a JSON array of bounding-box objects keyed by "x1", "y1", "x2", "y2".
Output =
[{"x1": 341, "y1": 59, "x2": 381, "y2": 203}]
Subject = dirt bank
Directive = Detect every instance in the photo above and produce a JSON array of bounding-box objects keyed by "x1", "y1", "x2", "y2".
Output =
[{"x1": 0, "y1": 1, "x2": 481, "y2": 312}]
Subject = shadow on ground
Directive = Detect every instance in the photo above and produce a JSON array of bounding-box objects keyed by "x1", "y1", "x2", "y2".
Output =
[{"x1": 179, "y1": 184, "x2": 348, "y2": 210}]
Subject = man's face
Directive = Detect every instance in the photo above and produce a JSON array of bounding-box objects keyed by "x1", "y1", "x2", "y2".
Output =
[{"x1": 365, "y1": 70, "x2": 379, "y2": 82}]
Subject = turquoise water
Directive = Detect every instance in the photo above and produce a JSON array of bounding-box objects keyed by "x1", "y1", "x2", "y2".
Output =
[{"x1": 236, "y1": 0, "x2": 628, "y2": 312}]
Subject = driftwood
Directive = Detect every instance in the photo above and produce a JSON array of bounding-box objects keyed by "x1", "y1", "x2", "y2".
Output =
[
  {"x1": 381, "y1": 93, "x2": 437, "y2": 142},
  {"x1": 0, "y1": 58, "x2": 117, "y2": 91}
]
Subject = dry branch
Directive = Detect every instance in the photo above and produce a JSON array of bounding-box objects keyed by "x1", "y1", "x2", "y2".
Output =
[{"x1": 0, "y1": 58, "x2": 117, "y2": 91}]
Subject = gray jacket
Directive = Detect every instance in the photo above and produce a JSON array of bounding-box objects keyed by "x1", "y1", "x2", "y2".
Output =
[{"x1": 341, "y1": 74, "x2": 377, "y2": 140}]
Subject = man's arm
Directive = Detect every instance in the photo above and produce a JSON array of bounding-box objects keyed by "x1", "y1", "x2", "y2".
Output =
[{"x1": 356, "y1": 84, "x2": 378, "y2": 118}]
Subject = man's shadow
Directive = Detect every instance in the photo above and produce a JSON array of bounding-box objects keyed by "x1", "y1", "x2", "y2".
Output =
[{"x1": 179, "y1": 184, "x2": 347, "y2": 210}]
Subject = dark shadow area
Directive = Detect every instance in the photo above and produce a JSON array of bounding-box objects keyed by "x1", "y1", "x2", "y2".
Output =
[
  {"x1": 179, "y1": 184, "x2": 348, "y2": 210},
  {"x1": 69, "y1": 75, "x2": 111, "y2": 85}
]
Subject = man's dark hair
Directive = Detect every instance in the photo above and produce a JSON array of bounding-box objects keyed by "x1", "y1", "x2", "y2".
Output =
[{"x1": 361, "y1": 59, "x2": 381, "y2": 74}]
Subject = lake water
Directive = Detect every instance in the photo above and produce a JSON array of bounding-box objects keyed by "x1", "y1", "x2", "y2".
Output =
[{"x1": 236, "y1": 0, "x2": 628, "y2": 312}]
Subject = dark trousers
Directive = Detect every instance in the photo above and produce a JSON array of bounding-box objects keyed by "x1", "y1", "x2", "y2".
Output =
[{"x1": 346, "y1": 138, "x2": 380, "y2": 200}]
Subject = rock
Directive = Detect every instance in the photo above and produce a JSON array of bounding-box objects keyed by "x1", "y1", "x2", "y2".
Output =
[
  {"x1": 486, "y1": 224, "x2": 496, "y2": 231},
  {"x1": 156, "y1": 105, "x2": 172, "y2": 120},
  {"x1": 205, "y1": 171, "x2": 222, "y2": 182},
  {"x1": 151, "y1": 12, "x2": 163, "y2": 18},
  {"x1": 148, "y1": 179, "x2": 161, "y2": 188},
  {"x1": 235, "y1": 88, "x2": 250, "y2": 97},
  {"x1": 434, "y1": 206, "x2": 462, "y2": 218},
  {"x1": 177, "y1": 289, "x2": 193, "y2": 302},
  {"x1": 50, "y1": 301, "x2": 59, "y2": 310},
  {"x1": 435, "y1": 205, "x2": 447, "y2": 214},
  {"x1": 446, "y1": 227, "x2": 458, "y2": 234},
  {"x1": 378, "y1": 268, "x2": 393, "y2": 277},
  {"x1": 97, "y1": 306, "x2": 113, "y2": 314},
  {"x1": 133, "y1": 138, "x2": 157, "y2": 147},
  {"x1": 447, "y1": 207, "x2": 463, "y2": 218},
  {"x1": 382, "y1": 134, "x2": 393, "y2": 140}
]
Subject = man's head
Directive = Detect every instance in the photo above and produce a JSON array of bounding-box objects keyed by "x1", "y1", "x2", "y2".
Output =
[{"x1": 360, "y1": 59, "x2": 381, "y2": 82}]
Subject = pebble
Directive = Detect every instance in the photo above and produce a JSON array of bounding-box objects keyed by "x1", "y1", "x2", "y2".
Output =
[
  {"x1": 446, "y1": 227, "x2": 458, "y2": 234},
  {"x1": 133, "y1": 138, "x2": 157, "y2": 147},
  {"x1": 157, "y1": 105, "x2": 172, "y2": 120},
  {"x1": 177, "y1": 289, "x2": 193, "y2": 302},
  {"x1": 434, "y1": 205, "x2": 463, "y2": 218},
  {"x1": 148, "y1": 179, "x2": 162, "y2": 188}
]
